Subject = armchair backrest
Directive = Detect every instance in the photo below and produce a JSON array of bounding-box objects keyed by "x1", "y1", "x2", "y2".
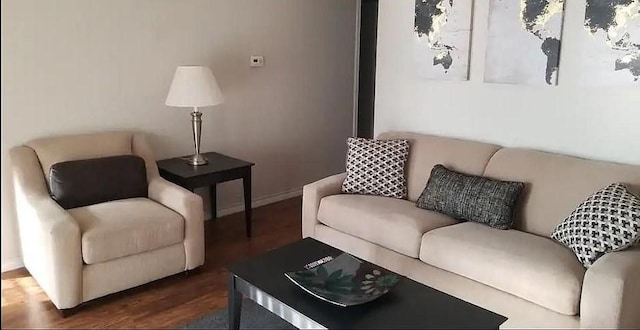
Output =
[{"x1": 24, "y1": 131, "x2": 160, "y2": 190}]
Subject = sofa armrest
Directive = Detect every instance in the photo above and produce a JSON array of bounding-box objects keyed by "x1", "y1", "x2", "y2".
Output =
[
  {"x1": 148, "y1": 177, "x2": 204, "y2": 269},
  {"x1": 9, "y1": 146, "x2": 83, "y2": 309},
  {"x1": 302, "y1": 173, "x2": 346, "y2": 238},
  {"x1": 580, "y1": 246, "x2": 640, "y2": 329}
]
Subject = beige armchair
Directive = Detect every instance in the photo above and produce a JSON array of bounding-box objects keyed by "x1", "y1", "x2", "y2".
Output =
[{"x1": 9, "y1": 131, "x2": 204, "y2": 313}]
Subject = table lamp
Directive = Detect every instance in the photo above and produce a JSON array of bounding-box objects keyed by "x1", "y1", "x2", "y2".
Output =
[{"x1": 165, "y1": 65, "x2": 224, "y2": 166}]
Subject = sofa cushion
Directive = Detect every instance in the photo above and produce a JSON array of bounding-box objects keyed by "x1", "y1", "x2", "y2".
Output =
[
  {"x1": 342, "y1": 137, "x2": 410, "y2": 199},
  {"x1": 551, "y1": 182, "x2": 640, "y2": 268},
  {"x1": 416, "y1": 164, "x2": 524, "y2": 229},
  {"x1": 420, "y1": 222, "x2": 586, "y2": 315},
  {"x1": 69, "y1": 197, "x2": 184, "y2": 264},
  {"x1": 378, "y1": 132, "x2": 501, "y2": 202},
  {"x1": 483, "y1": 148, "x2": 640, "y2": 237},
  {"x1": 317, "y1": 194, "x2": 459, "y2": 258},
  {"x1": 49, "y1": 155, "x2": 148, "y2": 209}
]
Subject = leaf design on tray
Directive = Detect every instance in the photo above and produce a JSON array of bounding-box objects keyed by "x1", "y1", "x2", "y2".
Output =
[
  {"x1": 285, "y1": 253, "x2": 401, "y2": 307},
  {"x1": 294, "y1": 267, "x2": 354, "y2": 295},
  {"x1": 361, "y1": 271, "x2": 400, "y2": 295}
]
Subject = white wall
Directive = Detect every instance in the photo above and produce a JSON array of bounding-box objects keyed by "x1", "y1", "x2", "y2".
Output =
[
  {"x1": 375, "y1": 0, "x2": 640, "y2": 165},
  {"x1": 1, "y1": 0, "x2": 357, "y2": 271}
]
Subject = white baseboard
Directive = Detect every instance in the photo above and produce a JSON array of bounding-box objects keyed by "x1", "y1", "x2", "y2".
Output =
[
  {"x1": 1, "y1": 257, "x2": 24, "y2": 273},
  {"x1": 214, "y1": 187, "x2": 302, "y2": 218},
  {"x1": 0, "y1": 188, "x2": 303, "y2": 272}
]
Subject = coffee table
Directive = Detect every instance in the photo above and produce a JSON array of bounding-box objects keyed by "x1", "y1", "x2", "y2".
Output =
[{"x1": 227, "y1": 238, "x2": 507, "y2": 329}]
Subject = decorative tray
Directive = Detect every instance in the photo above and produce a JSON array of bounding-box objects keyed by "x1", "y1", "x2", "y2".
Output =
[{"x1": 284, "y1": 253, "x2": 400, "y2": 307}]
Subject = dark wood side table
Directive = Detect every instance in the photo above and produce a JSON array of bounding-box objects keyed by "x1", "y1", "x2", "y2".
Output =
[{"x1": 157, "y1": 152, "x2": 255, "y2": 237}]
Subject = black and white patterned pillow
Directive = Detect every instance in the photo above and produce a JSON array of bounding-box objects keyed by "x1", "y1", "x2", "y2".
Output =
[
  {"x1": 341, "y1": 137, "x2": 410, "y2": 199},
  {"x1": 551, "y1": 183, "x2": 640, "y2": 268}
]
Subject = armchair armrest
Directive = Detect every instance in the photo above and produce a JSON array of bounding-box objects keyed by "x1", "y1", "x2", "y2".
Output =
[
  {"x1": 302, "y1": 173, "x2": 346, "y2": 238},
  {"x1": 580, "y1": 246, "x2": 640, "y2": 329},
  {"x1": 148, "y1": 177, "x2": 204, "y2": 269},
  {"x1": 9, "y1": 146, "x2": 82, "y2": 309}
]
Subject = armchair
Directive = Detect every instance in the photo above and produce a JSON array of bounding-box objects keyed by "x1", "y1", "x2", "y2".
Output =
[{"x1": 9, "y1": 131, "x2": 204, "y2": 313}]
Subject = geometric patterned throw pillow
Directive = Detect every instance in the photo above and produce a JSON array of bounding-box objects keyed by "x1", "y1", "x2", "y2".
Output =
[
  {"x1": 551, "y1": 182, "x2": 640, "y2": 268},
  {"x1": 341, "y1": 137, "x2": 410, "y2": 199}
]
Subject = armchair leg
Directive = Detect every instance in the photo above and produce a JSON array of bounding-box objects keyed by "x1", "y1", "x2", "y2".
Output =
[{"x1": 58, "y1": 306, "x2": 79, "y2": 318}]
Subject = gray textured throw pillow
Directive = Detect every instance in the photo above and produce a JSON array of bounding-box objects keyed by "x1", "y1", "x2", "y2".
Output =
[
  {"x1": 416, "y1": 165, "x2": 525, "y2": 229},
  {"x1": 551, "y1": 183, "x2": 640, "y2": 268},
  {"x1": 341, "y1": 137, "x2": 410, "y2": 199}
]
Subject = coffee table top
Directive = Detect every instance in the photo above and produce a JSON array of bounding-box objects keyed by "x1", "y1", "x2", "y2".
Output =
[{"x1": 228, "y1": 238, "x2": 507, "y2": 329}]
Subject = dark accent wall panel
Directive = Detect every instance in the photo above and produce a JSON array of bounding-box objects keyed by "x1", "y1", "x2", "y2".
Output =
[{"x1": 357, "y1": 0, "x2": 378, "y2": 139}]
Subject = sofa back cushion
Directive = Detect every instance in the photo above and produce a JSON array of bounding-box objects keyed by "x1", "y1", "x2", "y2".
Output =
[
  {"x1": 483, "y1": 148, "x2": 640, "y2": 237},
  {"x1": 378, "y1": 132, "x2": 501, "y2": 201},
  {"x1": 49, "y1": 155, "x2": 148, "y2": 209}
]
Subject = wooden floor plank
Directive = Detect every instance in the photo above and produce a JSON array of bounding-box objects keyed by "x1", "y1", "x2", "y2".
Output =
[{"x1": 1, "y1": 197, "x2": 303, "y2": 329}]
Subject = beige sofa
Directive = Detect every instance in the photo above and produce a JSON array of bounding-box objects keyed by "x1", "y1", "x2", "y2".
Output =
[
  {"x1": 9, "y1": 131, "x2": 205, "y2": 312},
  {"x1": 303, "y1": 132, "x2": 640, "y2": 329}
]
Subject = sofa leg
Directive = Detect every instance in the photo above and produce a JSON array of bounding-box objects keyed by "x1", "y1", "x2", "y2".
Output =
[{"x1": 185, "y1": 267, "x2": 202, "y2": 276}]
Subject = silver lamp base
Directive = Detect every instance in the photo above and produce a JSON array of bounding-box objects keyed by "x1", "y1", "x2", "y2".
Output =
[
  {"x1": 186, "y1": 108, "x2": 208, "y2": 166},
  {"x1": 186, "y1": 153, "x2": 209, "y2": 166}
]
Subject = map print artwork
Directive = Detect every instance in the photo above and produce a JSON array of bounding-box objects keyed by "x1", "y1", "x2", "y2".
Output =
[
  {"x1": 414, "y1": 0, "x2": 474, "y2": 81},
  {"x1": 485, "y1": 0, "x2": 566, "y2": 86},
  {"x1": 580, "y1": 0, "x2": 640, "y2": 85}
]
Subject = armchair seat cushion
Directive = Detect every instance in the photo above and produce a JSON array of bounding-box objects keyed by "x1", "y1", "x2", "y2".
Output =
[{"x1": 69, "y1": 197, "x2": 184, "y2": 264}]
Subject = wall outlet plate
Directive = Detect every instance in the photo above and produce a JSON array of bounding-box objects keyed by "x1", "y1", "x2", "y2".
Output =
[{"x1": 250, "y1": 55, "x2": 264, "y2": 67}]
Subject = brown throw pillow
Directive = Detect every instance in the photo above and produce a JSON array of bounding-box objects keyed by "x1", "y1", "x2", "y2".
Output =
[{"x1": 49, "y1": 155, "x2": 148, "y2": 209}]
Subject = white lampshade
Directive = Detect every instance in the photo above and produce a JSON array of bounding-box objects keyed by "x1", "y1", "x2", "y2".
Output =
[{"x1": 165, "y1": 65, "x2": 224, "y2": 108}]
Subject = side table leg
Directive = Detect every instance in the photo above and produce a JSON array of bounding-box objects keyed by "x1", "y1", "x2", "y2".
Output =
[
  {"x1": 228, "y1": 273, "x2": 242, "y2": 330},
  {"x1": 210, "y1": 184, "x2": 217, "y2": 220},
  {"x1": 243, "y1": 171, "x2": 252, "y2": 237}
]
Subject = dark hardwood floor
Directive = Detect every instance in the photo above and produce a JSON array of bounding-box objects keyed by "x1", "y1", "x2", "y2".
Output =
[{"x1": 1, "y1": 197, "x2": 302, "y2": 329}]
